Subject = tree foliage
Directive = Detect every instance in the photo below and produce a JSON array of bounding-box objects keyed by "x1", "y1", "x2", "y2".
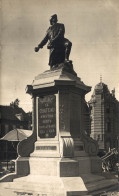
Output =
[{"x1": 10, "y1": 98, "x2": 20, "y2": 108}]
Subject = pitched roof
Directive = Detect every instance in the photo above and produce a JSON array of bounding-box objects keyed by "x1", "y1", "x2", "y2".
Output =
[{"x1": 0, "y1": 105, "x2": 29, "y2": 121}]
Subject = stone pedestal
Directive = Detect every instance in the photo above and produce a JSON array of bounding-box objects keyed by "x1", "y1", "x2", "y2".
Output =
[{"x1": 0, "y1": 66, "x2": 118, "y2": 195}]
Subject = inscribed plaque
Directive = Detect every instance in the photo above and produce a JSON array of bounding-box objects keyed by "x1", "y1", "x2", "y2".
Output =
[{"x1": 38, "y1": 95, "x2": 56, "y2": 138}]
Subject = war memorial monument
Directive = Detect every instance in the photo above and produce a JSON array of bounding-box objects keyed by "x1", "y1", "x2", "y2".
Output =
[{"x1": 0, "y1": 14, "x2": 118, "y2": 196}]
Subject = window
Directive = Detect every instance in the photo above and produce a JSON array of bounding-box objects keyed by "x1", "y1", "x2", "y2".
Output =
[
  {"x1": 16, "y1": 114, "x2": 23, "y2": 121},
  {"x1": 5, "y1": 124, "x2": 9, "y2": 134},
  {"x1": 97, "y1": 134, "x2": 100, "y2": 140},
  {"x1": 97, "y1": 134, "x2": 103, "y2": 141},
  {"x1": 107, "y1": 122, "x2": 111, "y2": 132},
  {"x1": 106, "y1": 118, "x2": 111, "y2": 132},
  {"x1": 0, "y1": 124, "x2": 1, "y2": 136},
  {"x1": 106, "y1": 108, "x2": 110, "y2": 113},
  {"x1": 94, "y1": 135, "x2": 97, "y2": 140},
  {"x1": 13, "y1": 125, "x2": 16, "y2": 129},
  {"x1": 20, "y1": 125, "x2": 23, "y2": 129}
]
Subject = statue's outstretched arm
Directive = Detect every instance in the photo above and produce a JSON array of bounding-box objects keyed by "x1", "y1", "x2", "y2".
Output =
[{"x1": 35, "y1": 33, "x2": 49, "y2": 52}]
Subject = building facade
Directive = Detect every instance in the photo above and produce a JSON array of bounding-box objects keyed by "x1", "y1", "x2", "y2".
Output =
[
  {"x1": 0, "y1": 105, "x2": 32, "y2": 138},
  {"x1": 89, "y1": 82, "x2": 119, "y2": 152},
  {"x1": 0, "y1": 105, "x2": 32, "y2": 160}
]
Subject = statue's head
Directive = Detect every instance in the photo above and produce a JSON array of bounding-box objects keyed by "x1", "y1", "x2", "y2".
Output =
[{"x1": 50, "y1": 14, "x2": 58, "y2": 25}]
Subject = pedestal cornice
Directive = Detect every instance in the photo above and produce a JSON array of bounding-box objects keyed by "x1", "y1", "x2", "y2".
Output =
[{"x1": 26, "y1": 68, "x2": 91, "y2": 96}]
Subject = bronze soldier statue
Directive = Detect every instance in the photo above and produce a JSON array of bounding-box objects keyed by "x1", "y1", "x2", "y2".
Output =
[{"x1": 35, "y1": 14, "x2": 72, "y2": 68}]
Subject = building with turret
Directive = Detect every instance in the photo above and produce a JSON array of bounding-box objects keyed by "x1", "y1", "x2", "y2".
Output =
[{"x1": 88, "y1": 80, "x2": 119, "y2": 152}]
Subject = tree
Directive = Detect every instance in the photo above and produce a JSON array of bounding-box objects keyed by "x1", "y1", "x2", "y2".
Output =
[{"x1": 10, "y1": 98, "x2": 20, "y2": 108}]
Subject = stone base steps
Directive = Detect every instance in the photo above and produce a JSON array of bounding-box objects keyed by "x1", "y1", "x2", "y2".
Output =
[
  {"x1": 87, "y1": 179, "x2": 118, "y2": 195},
  {"x1": 0, "y1": 174, "x2": 118, "y2": 196},
  {"x1": 80, "y1": 174, "x2": 105, "y2": 184},
  {"x1": 0, "y1": 175, "x2": 87, "y2": 196}
]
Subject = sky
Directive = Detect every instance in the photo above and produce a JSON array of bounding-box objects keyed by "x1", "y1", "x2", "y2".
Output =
[{"x1": 0, "y1": 0, "x2": 119, "y2": 112}]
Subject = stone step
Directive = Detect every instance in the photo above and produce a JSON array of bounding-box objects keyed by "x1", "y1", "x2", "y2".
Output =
[
  {"x1": 0, "y1": 175, "x2": 118, "y2": 196},
  {"x1": 0, "y1": 176, "x2": 88, "y2": 196},
  {"x1": 87, "y1": 178, "x2": 118, "y2": 195},
  {"x1": 14, "y1": 175, "x2": 62, "y2": 182},
  {"x1": 0, "y1": 181, "x2": 64, "y2": 196},
  {"x1": 80, "y1": 174, "x2": 105, "y2": 184},
  {"x1": 1, "y1": 181, "x2": 61, "y2": 192}
]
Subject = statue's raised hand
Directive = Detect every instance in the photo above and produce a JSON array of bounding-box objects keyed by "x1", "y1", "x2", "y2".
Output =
[{"x1": 34, "y1": 46, "x2": 39, "y2": 52}]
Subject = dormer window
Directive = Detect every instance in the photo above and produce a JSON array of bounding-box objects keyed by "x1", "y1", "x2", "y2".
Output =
[
  {"x1": 106, "y1": 108, "x2": 110, "y2": 113},
  {"x1": 16, "y1": 113, "x2": 23, "y2": 121}
]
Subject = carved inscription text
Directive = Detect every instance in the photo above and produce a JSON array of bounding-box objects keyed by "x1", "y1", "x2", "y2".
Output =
[{"x1": 38, "y1": 95, "x2": 56, "y2": 138}]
